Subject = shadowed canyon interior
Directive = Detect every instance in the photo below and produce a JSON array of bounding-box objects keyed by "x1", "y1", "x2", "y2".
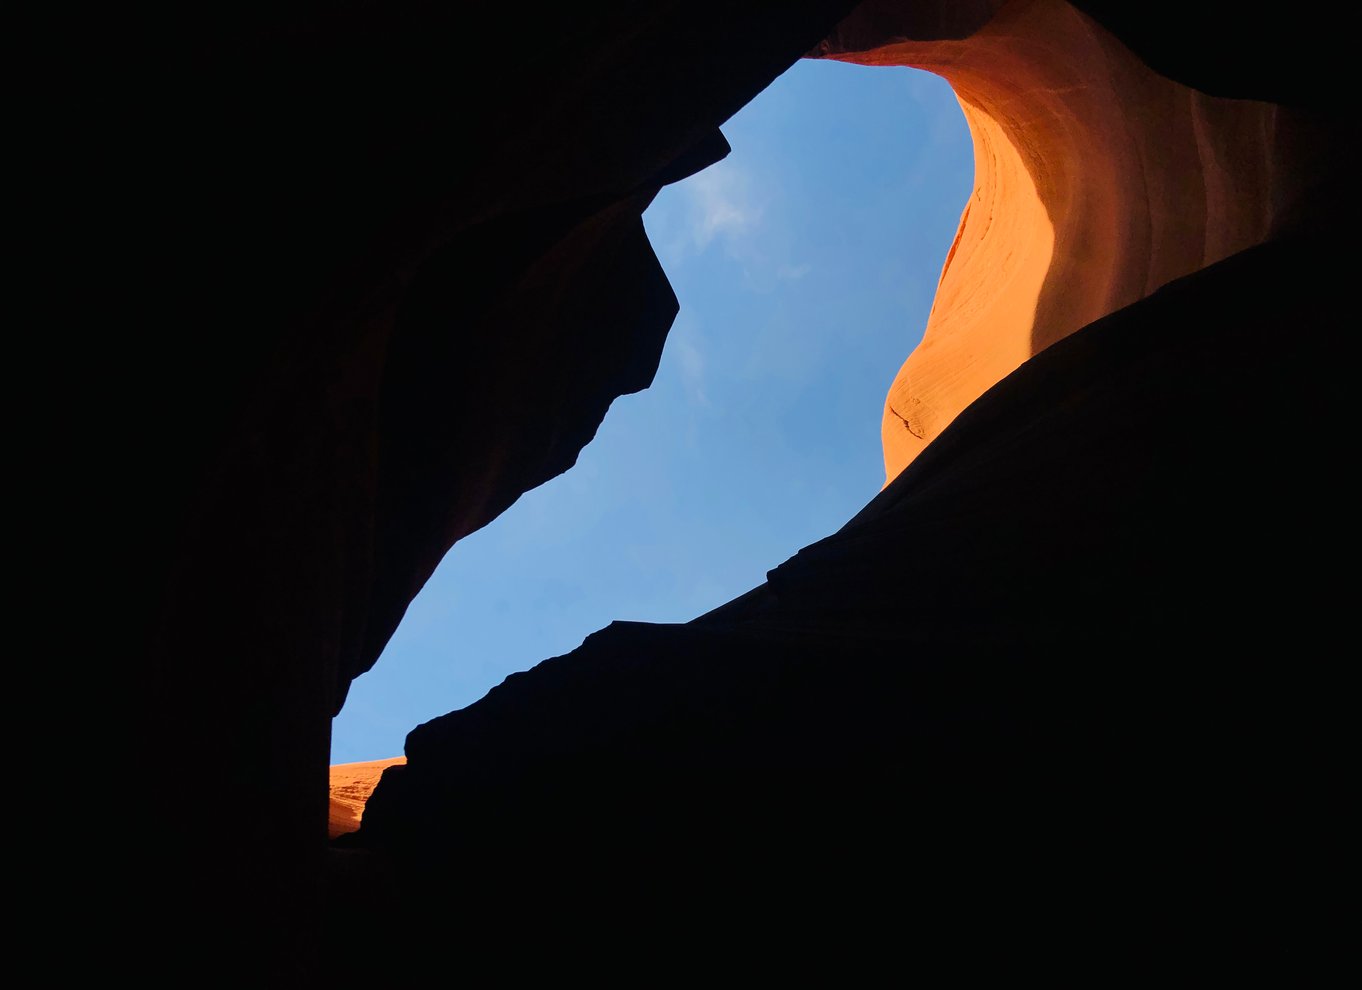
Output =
[
  {"x1": 115, "y1": 0, "x2": 1346, "y2": 979},
  {"x1": 328, "y1": 0, "x2": 1298, "y2": 832}
]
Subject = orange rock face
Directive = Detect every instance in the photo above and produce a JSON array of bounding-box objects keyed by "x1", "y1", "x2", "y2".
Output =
[
  {"x1": 816, "y1": 0, "x2": 1283, "y2": 482},
  {"x1": 329, "y1": 757, "x2": 406, "y2": 839}
]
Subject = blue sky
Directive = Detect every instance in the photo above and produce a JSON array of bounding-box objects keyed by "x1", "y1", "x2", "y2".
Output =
[{"x1": 331, "y1": 59, "x2": 972, "y2": 763}]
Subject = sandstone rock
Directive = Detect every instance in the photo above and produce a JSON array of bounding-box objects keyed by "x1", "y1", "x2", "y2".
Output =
[
  {"x1": 818, "y1": 0, "x2": 1289, "y2": 482},
  {"x1": 328, "y1": 757, "x2": 406, "y2": 839},
  {"x1": 107, "y1": 1, "x2": 862, "y2": 977}
]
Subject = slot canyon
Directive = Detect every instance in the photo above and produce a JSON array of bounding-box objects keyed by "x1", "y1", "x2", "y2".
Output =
[{"x1": 107, "y1": 0, "x2": 1347, "y2": 980}]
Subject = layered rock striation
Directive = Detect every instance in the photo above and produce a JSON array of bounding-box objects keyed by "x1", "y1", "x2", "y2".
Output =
[
  {"x1": 819, "y1": 0, "x2": 1291, "y2": 481},
  {"x1": 328, "y1": 758, "x2": 406, "y2": 839}
]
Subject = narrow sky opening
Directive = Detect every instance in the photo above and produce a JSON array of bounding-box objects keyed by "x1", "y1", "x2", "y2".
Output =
[{"x1": 331, "y1": 59, "x2": 973, "y2": 763}]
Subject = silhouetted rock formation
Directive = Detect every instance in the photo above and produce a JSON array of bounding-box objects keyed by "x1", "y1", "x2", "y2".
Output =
[
  {"x1": 346, "y1": 230, "x2": 1348, "y2": 976},
  {"x1": 93, "y1": 0, "x2": 1346, "y2": 980},
  {"x1": 342, "y1": 0, "x2": 1348, "y2": 977},
  {"x1": 114, "y1": 0, "x2": 862, "y2": 977}
]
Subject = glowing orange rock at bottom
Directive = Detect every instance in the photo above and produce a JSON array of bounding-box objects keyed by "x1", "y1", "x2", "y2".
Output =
[
  {"x1": 329, "y1": 757, "x2": 406, "y2": 839},
  {"x1": 815, "y1": 0, "x2": 1281, "y2": 484}
]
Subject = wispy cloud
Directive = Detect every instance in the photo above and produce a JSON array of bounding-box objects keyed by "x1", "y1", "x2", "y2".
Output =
[
  {"x1": 645, "y1": 151, "x2": 808, "y2": 294},
  {"x1": 686, "y1": 162, "x2": 761, "y2": 251},
  {"x1": 673, "y1": 324, "x2": 709, "y2": 408}
]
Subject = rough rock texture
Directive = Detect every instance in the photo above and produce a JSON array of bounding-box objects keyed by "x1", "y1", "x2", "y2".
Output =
[
  {"x1": 328, "y1": 758, "x2": 406, "y2": 839},
  {"x1": 818, "y1": 0, "x2": 1292, "y2": 481}
]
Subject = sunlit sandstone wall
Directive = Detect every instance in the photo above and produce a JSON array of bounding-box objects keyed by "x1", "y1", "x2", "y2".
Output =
[
  {"x1": 816, "y1": 0, "x2": 1283, "y2": 482},
  {"x1": 329, "y1": 757, "x2": 407, "y2": 839}
]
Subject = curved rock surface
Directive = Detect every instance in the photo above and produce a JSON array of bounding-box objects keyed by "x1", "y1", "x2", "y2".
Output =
[
  {"x1": 108, "y1": 1, "x2": 863, "y2": 977},
  {"x1": 92, "y1": 0, "x2": 1345, "y2": 979},
  {"x1": 328, "y1": 0, "x2": 1318, "y2": 827},
  {"x1": 350, "y1": 230, "x2": 1350, "y2": 977},
  {"x1": 328, "y1": 758, "x2": 406, "y2": 839},
  {"x1": 343, "y1": 0, "x2": 1347, "y2": 977},
  {"x1": 818, "y1": 0, "x2": 1287, "y2": 481}
]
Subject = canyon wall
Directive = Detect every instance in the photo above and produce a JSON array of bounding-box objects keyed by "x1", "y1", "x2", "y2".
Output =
[
  {"x1": 819, "y1": 0, "x2": 1288, "y2": 480},
  {"x1": 78, "y1": 0, "x2": 1346, "y2": 978},
  {"x1": 101, "y1": 1, "x2": 863, "y2": 977},
  {"x1": 330, "y1": 0, "x2": 1335, "y2": 831},
  {"x1": 339, "y1": 0, "x2": 1347, "y2": 976},
  {"x1": 328, "y1": 758, "x2": 406, "y2": 840}
]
